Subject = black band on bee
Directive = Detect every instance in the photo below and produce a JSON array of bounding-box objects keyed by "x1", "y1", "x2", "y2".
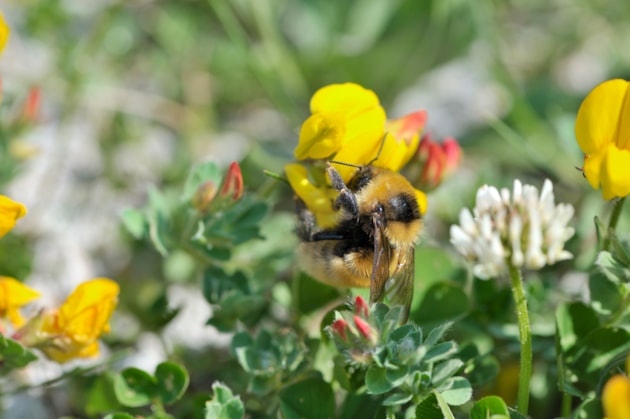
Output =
[{"x1": 385, "y1": 193, "x2": 421, "y2": 223}]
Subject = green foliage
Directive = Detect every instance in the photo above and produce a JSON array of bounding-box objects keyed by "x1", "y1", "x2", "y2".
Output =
[
  {"x1": 113, "y1": 362, "x2": 189, "y2": 410},
  {"x1": 0, "y1": 335, "x2": 37, "y2": 374},
  {"x1": 5, "y1": 1, "x2": 630, "y2": 418},
  {"x1": 205, "y1": 382, "x2": 245, "y2": 419}
]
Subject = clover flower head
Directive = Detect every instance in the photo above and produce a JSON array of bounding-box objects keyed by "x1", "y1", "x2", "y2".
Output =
[{"x1": 450, "y1": 179, "x2": 574, "y2": 279}]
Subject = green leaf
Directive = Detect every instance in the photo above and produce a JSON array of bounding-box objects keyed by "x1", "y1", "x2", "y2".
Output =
[
  {"x1": 120, "y1": 208, "x2": 147, "y2": 239},
  {"x1": 470, "y1": 396, "x2": 510, "y2": 419},
  {"x1": 589, "y1": 271, "x2": 622, "y2": 315},
  {"x1": 424, "y1": 341, "x2": 458, "y2": 363},
  {"x1": 104, "y1": 414, "x2": 135, "y2": 419},
  {"x1": 432, "y1": 359, "x2": 464, "y2": 387},
  {"x1": 279, "y1": 376, "x2": 335, "y2": 419},
  {"x1": 438, "y1": 376, "x2": 472, "y2": 406},
  {"x1": 571, "y1": 397, "x2": 603, "y2": 419},
  {"x1": 0, "y1": 335, "x2": 37, "y2": 374},
  {"x1": 205, "y1": 382, "x2": 245, "y2": 419},
  {"x1": 555, "y1": 302, "x2": 599, "y2": 354},
  {"x1": 508, "y1": 407, "x2": 528, "y2": 419},
  {"x1": 382, "y1": 392, "x2": 413, "y2": 406},
  {"x1": 365, "y1": 365, "x2": 394, "y2": 394},
  {"x1": 113, "y1": 367, "x2": 157, "y2": 408},
  {"x1": 155, "y1": 361, "x2": 189, "y2": 405},
  {"x1": 295, "y1": 272, "x2": 342, "y2": 314},
  {"x1": 147, "y1": 187, "x2": 170, "y2": 256},
  {"x1": 416, "y1": 393, "x2": 446, "y2": 419},
  {"x1": 433, "y1": 390, "x2": 456, "y2": 419},
  {"x1": 183, "y1": 162, "x2": 222, "y2": 202},
  {"x1": 412, "y1": 281, "x2": 469, "y2": 325}
]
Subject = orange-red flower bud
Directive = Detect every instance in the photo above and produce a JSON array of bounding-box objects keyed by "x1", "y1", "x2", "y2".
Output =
[
  {"x1": 220, "y1": 162, "x2": 243, "y2": 200},
  {"x1": 21, "y1": 86, "x2": 41, "y2": 123},
  {"x1": 331, "y1": 318, "x2": 348, "y2": 342},
  {"x1": 353, "y1": 315, "x2": 375, "y2": 342},
  {"x1": 354, "y1": 295, "x2": 369, "y2": 318}
]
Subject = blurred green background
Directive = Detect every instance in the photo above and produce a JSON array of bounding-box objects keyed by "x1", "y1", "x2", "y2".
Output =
[{"x1": 2, "y1": 0, "x2": 630, "y2": 417}]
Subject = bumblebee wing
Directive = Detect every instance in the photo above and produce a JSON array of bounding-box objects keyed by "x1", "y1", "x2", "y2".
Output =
[
  {"x1": 369, "y1": 216, "x2": 392, "y2": 305},
  {"x1": 386, "y1": 245, "x2": 415, "y2": 323}
]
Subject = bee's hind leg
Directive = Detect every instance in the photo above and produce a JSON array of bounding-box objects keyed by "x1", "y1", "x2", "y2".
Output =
[{"x1": 294, "y1": 196, "x2": 316, "y2": 241}]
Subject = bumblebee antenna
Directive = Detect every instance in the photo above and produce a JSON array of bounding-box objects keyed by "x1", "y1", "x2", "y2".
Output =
[
  {"x1": 366, "y1": 133, "x2": 388, "y2": 166},
  {"x1": 329, "y1": 132, "x2": 389, "y2": 169},
  {"x1": 328, "y1": 160, "x2": 362, "y2": 168}
]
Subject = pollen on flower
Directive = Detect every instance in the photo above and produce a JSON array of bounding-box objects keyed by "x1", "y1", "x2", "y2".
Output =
[{"x1": 450, "y1": 179, "x2": 574, "y2": 279}]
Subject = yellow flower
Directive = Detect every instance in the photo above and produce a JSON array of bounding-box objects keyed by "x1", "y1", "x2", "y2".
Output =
[
  {"x1": 0, "y1": 277, "x2": 40, "y2": 327},
  {"x1": 289, "y1": 84, "x2": 428, "y2": 225},
  {"x1": 603, "y1": 372, "x2": 630, "y2": 419},
  {"x1": 0, "y1": 12, "x2": 9, "y2": 55},
  {"x1": 575, "y1": 79, "x2": 630, "y2": 199},
  {"x1": 295, "y1": 83, "x2": 386, "y2": 174},
  {"x1": 38, "y1": 278, "x2": 119, "y2": 363},
  {"x1": 0, "y1": 195, "x2": 27, "y2": 239}
]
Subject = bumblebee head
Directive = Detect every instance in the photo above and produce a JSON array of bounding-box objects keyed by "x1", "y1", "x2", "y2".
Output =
[{"x1": 375, "y1": 192, "x2": 423, "y2": 247}]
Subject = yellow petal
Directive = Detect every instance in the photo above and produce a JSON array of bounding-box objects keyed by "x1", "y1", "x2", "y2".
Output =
[
  {"x1": 576, "y1": 79, "x2": 630, "y2": 154},
  {"x1": 58, "y1": 278, "x2": 119, "y2": 341},
  {"x1": 374, "y1": 132, "x2": 419, "y2": 173},
  {"x1": 295, "y1": 113, "x2": 345, "y2": 160},
  {"x1": 285, "y1": 163, "x2": 337, "y2": 228},
  {"x1": 582, "y1": 151, "x2": 605, "y2": 191},
  {"x1": 0, "y1": 196, "x2": 27, "y2": 238},
  {"x1": 0, "y1": 277, "x2": 40, "y2": 327},
  {"x1": 414, "y1": 188, "x2": 428, "y2": 215},
  {"x1": 0, "y1": 12, "x2": 9, "y2": 55},
  {"x1": 310, "y1": 83, "x2": 380, "y2": 114},
  {"x1": 602, "y1": 374, "x2": 630, "y2": 419},
  {"x1": 601, "y1": 146, "x2": 630, "y2": 200}
]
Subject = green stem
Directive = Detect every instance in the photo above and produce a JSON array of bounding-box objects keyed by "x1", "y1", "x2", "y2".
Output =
[
  {"x1": 561, "y1": 392, "x2": 572, "y2": 418},
  {"x1": 508, "y1": 264, "x2": 532, "y2": 416},
  {"x1": 603, "y1": 197, "x2": 626, "y2": 251}
]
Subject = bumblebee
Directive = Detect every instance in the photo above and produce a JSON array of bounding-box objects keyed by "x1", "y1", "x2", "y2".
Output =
[{"x1": 296, "y1": 162, "x2": 423, "y2": 321}]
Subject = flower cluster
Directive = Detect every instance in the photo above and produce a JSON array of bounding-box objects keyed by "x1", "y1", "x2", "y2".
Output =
[
  {"x1": 602, "y1": 354, "x2": 630, "y2": 419},
  {"x1": 0, "y1": 195, "x2": 119, "y2": 363},
  {"x1": 404, "y1": 134, "x2": 462, "y2": 192},
  {"x1": 328, "y1": 296, "x2": 378, "y2": 364},
  {"x1": 575, "y1": 79, "x2": 630, "y2": 200},
  {"x1": 192, "y1": 161, "x2": 244, "y2": 213},
  {"x1": 450, "y1": 179, "x2": 574, "y2": 279},
  {"x1": 285, "y1": 83, "x2": 429, "y2": 227}
]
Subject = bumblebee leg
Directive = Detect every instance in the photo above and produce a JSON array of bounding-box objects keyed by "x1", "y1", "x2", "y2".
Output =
[
  {"x1": 294, "y1": 196, "x2": 316, "y2": 241},
  {"x1": 326, "y1": 163, "x2": 358, "y2": 217}
]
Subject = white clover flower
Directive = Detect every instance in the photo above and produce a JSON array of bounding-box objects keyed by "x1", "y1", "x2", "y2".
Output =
[{"x1": 450, "y1": 179, "x2": 574, "y2": 279}]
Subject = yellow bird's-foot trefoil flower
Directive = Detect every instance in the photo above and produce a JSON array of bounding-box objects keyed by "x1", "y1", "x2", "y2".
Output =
[
  {"x1": 286, "y1": 83, "x2": 428, "y2": 227},
  {"x1": 602, "y1": 354, "x2": 630, "y2": 419},
  {"x1": 19, "y1": 278, "x2": 119, "y2": 363},
  {"x1": 0, "y1": 277, "x2": 40, "y2": 329},
  {"x1": 0, "y1": 195, "x2": 27, "y2": 239},
  {"x1": 450, "y1": 179, "x2": 574, "y2": 279},
  {"x1": 575, "y1": 79, "x2": 630, "y2": 199},
  {"x1": 0, "y1": 11, "x2": 9, "y2": 55}
]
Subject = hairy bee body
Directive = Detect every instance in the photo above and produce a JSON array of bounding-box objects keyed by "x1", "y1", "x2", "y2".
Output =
[{"x1": 296, "y1": 164, "x2": 423, "y2": 319}]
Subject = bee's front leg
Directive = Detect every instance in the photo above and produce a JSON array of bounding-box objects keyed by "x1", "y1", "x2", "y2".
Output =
[{"x1": 326, "y1": 162, "x2": 358, "y2": 218}]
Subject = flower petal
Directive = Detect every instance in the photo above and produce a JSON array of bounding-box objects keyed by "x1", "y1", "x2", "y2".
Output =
[
  {"x1": 601, "y1": 145, "x2": 630, "y2": 200},
  {"x1": 310, "y1": 83, "x2": 380, "y2": 114},
  {"x1": 0, "y1": 277, "x2": 40, "y2": 327},
  {"x1": 602, "y1": 374, "x2": 630, "y2": 419},
  {"x1": 295, "y1": 113, "x2": 345, "y2": 160},
  {"x1": 285, "y1": 163, "x2": 337, "y2": 228},
  {"x1": 0, "y1": 196, "x2": 27, "y2": 239},
  {"x1": 0, "y1": 12, "x2": 9, "y2": 55},
  {"x1": 575, "y1": 79, "x2": 630, "y2": 154}
]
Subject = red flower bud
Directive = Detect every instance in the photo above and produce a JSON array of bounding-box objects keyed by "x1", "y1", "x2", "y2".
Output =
[
  {"x1": 220, "y1": 162, "x2": 243, "y2": 200},
  {"x1": 354, "y1": 295, "x2": 369, "y2": 318},
  {"x1": 353, "y1": 315, "x2": 375, "y2": 342},
  {"x1": 332, "y1": 319, "x2": 349, "y2": 341},
  {"x1": 412, "y1": 134, "x2": 462, "y2": 191},
  {"x1": 22, "y1": 86, "x2": 41, "y2": 123}
]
